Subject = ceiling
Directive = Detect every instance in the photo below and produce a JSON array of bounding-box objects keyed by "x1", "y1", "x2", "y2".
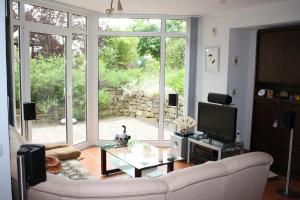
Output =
[{"x1": 55, "y1": 0, "x2": 287, "y2": 16}]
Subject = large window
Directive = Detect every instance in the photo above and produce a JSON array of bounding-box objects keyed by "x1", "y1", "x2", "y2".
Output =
[
  {"x1": 98, "y1": 36, "x2": 160, "y2": 140},
  {"x1": 98, "y1": 18, "x2": 187, "y2": 142},
  {"x1": 11, "y1": 0, "x2": 190, "y2": 145},
  {"x1": 72, "y1": 34, "x2": 87, "y2": 144},
  {"x1": 11, "y1": 1, "x2": 88, "y2": 145},
  {"x1": 13, "y1": 25, "x2": 22, "y2": 133},
  {"x1": 30, "y1": 32, "x2": 67, "y2": 143}
]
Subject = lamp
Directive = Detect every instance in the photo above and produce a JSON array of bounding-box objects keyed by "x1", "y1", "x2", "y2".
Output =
[{"x1": 106, "y1": 0, "x2": 123, "y2": 15}]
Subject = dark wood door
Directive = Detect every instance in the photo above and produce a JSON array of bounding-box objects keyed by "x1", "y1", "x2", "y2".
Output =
[
  {"x1": 285, "y1": 30, "x2": 300, "y2": 85},
  {"x1": 251, "y1": 99, "x2": 282, "y2": 142},
  {"x1": 257, "y1": 31, "x2": 285, "y2": 83}
]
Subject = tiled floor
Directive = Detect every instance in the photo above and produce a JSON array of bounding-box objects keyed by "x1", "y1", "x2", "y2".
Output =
[{"x1": 80, "y1": 147, "x2": 300, "y2": 200}]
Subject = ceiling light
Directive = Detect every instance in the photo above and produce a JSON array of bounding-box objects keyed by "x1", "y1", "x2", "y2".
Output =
[{"x1": 106, "y1": 0, "x2": 123, "y2": 15}]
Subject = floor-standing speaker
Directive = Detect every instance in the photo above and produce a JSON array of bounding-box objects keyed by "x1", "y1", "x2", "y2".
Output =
[{"x1": 17, "y1": 144, "x2": 46, "y2": 186}]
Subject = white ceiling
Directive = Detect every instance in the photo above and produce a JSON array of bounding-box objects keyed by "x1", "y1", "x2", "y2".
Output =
[{"x1": 55, "y1": 0, "x2": 287, "y2": 16}]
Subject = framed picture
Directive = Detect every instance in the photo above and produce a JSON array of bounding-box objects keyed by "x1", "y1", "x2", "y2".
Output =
[{"x1": 205, "y1": 47, "x2": 219, "y2": 72}]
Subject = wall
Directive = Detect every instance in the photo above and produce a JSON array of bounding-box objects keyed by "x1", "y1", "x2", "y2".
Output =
[
  {"x1": 227, "y1": 29, "x2": 257, "y2": 148},
  {"x1": 0, "y1": 0, "x2": 12, "y2": 199},
  {"x1": 196, "y1": 0, "x2": 300, "y2": 149}
]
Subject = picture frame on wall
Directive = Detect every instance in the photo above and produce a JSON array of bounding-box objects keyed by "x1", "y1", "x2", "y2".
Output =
[{"x1": 205, "y1": 47, "x2": 219, "y2": 73}]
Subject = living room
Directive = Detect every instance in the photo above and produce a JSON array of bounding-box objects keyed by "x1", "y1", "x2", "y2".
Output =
[{"x1": 1, "y1": 0, "x2": 300, "y2": 200}]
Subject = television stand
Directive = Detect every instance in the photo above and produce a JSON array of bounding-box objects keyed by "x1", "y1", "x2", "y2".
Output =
[{"x1": 187, "y1": 136, "x2": 244, "y2": 163}]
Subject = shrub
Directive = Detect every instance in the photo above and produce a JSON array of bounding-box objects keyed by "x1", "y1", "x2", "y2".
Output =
[
  {"x1": 98, "y1": 89, "x2": 112, "y2": 110},
  {"x1": 166, "y1": 67, "x2": 185, "y2": 95}
]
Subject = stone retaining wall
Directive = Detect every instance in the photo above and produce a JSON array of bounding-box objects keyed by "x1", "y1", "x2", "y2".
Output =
[{"x1": 102, "y1": 88, "x2": 183, "y2": 124}]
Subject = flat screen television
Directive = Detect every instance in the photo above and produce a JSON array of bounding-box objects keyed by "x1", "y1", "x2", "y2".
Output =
[{"x1": 197, "y1": 102, "x2": 237, "y2": 142}]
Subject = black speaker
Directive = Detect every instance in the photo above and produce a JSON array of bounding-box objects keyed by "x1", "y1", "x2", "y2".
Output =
[
  {"x1": 168, "y1": 94, "x2": 178, "y2": 106},
  {"x1": 207, "y1": 93, "x2": 232, "y2": 105},
  {"x1": 23, "y1": 102, "x2": 36, "y2": 120},
  {"x1": 279, "y1": 111, "x2": 296, "y2": 129},
  {"x1": 17, "y1": 144, "x2": 46, "y2": 186}
]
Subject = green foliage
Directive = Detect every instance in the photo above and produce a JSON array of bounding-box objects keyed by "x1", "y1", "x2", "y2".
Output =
[
  {"x1": 14, "y1": 47, "x2": 21, "y2": 109},
  {"x1": 72, "y1": 54, "x2": 86, "y2": 120},
  {"x1": 166, "y1": 67, "x2": 185, "y2": 95},
  {"x1": 166, "y1": 38, "x2": 185, "y2": 69},
  {"x1": 30, "y1": 55, "x2": 65, "y2": 116},
  {"x1": 137, "y1": 37, "x2": 160, "y2": 60},
  {"x1": 98, "y1": 89, "x2": 112, "y2": 110},
  {"x1": 166, "y1": 20, "x2": 186, "y2": 32},
  {"x1": 100, "y1": 37, "x2": 138, "y2": 69}
]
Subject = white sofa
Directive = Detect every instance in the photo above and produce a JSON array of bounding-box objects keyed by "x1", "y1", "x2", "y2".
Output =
[{"x1": 10, "y1": 127, "x2": 273, "y2": 200}]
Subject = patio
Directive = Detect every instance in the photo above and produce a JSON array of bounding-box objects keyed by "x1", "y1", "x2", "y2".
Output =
[{"x1": 31, "y1": 116, "x2": 174, "y2": 144}]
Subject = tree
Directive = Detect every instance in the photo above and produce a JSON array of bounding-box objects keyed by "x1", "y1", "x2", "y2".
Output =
[{"x1": 166, "y1": 38, "x2": 185, "y2": 69}]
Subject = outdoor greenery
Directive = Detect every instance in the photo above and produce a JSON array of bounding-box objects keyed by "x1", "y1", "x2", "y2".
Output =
[{"x1": 20, "y1": 19, "x2": 186, "y2": 120}]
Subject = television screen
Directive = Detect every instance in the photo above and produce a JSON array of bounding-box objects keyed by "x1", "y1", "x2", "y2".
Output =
[{"x1": 197, "y1": 102, "x2": 237, "y2": 142}]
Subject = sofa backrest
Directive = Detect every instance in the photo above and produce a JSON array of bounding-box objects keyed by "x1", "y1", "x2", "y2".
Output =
[
  {"x1": 161, "y1": 152, "x2": 273, "y2": 200},
  {"x1": 28, "y1": 173, "x2": 168, "y2": 200}
]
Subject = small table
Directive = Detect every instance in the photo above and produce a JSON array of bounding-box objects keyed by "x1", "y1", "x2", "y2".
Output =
[
  {"x1": 187, "y1": 137, "x2": 244, "y2": 163},
  {"x1": 99, "y1": 140, "x2": 182, "y2": 177}
]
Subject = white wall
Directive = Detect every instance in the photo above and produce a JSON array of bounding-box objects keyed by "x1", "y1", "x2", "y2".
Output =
[
  {"x1": 227, "y1": 29, "x2": 257, "y2": 149},
  {"x1": 196, "y1": 0, "x2": 300, "y2": 148},
  {"x1": 0, "y1": 0, "x2": 13, "y2": 199}
]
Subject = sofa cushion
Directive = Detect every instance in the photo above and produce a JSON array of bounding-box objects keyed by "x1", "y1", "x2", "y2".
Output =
[
  {"x1": 46, "y1": 146, "x2": 81, "y2": 161},
  {"x1": 45, "y1": 144, "x2": 69, "y2": 151}
]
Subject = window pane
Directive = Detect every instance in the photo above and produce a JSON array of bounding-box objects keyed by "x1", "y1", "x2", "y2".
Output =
[
  {"x1": 25, "y1": 4, "x2": 68, "y2": 27},
  {"x1": 98, "y1": 36, "x2": 160, "y2": 140},
  {"x1": 13, "y1": 26, "x2": 22, "y2": 133},
  {"x1": 72, "y1": 34, "x2": 87, "y2": 145},
  {"x1": 72, "y1": 14, "x2": 87, "y2": 30},
  {"x1": 12, "y1": 1, "x2": 19, "y2": 19},
  {"x1": 30, "y1": 32, "x2": 66, "y2": 144},
  {"x1": 164, "y1": 38, "x2": 186, "y2": 140},
  {"x1": 99, "y1": 18, "x2": 161, "y2": 32},
  {"x1": 166, "y1": 20, "x2": 187, "y2": 33}
]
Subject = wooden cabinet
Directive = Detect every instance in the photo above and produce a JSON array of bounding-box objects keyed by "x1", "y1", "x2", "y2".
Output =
[
  {"x1": 285, "y1": 30, "x2": 300, "y2": 85},
  {"x1": 251, "y1": 98, "x2": 300, "y2": 178},
  {"x1": 257, "y1": 28, "x2": 300, "y2": 85},
  {"x1": 257, "y1": 31, "x2": 285, "y2": 83},
  {"x1": 251, "y1": 27, "x2": 300, "y2": 180}
]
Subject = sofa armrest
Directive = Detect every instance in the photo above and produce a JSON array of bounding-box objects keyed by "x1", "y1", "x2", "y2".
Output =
[{"x1": 29, "y1": 173, "x2": 168, "y2": 199}]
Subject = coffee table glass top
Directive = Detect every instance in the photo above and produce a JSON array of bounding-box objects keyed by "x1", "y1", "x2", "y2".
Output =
[{"x1": 98, "y1": 140, "x2": 182, "y2": 170}]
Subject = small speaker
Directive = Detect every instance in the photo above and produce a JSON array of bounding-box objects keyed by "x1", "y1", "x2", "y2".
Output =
[
  {"x1": 23, "y1": 102, "x2": 36, "y2": 120},
  {"x1": 17, "y1": 144, "x2": 46, "y2": 186},
  {"x1": 207, "y1": 93, "x2": 232, "y2": 105},
  {"x1": 168, "y1": 94, "x2": 178, "y2": 106},
  {"x1": 279, "y1": 111, "x2": 296, "y2": 129}
]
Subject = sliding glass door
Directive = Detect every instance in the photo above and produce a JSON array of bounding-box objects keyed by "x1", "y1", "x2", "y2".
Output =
[
  {"x1": 98, "y1": 36, "x2": 160, "y2": 140},
  {"x1": 29, "y1": 32, "x2": 67, "y2": 143}
]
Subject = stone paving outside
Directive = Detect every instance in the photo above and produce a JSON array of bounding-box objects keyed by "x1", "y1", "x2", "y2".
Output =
[{"x1": 31, "y1": 116, "x2": 173, "y2": 144}]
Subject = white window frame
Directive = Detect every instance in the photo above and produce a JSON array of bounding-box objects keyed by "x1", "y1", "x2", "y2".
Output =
[
  {"x1": 10, "y1": 0, "x2": 192, "y2": 148},
  {"x1": 97, "y1": 15, "x2": 190, "y2": 146}
]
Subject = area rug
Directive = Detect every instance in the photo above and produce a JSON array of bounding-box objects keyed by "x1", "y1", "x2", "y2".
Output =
[{"x1": 58, "y1": 159, "x2": 95, "y2": 180}]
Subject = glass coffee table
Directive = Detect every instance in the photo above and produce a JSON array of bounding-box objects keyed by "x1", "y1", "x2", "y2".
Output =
[{"x1": 98, "y1": 140, "x2": 182, "y2": 177}]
